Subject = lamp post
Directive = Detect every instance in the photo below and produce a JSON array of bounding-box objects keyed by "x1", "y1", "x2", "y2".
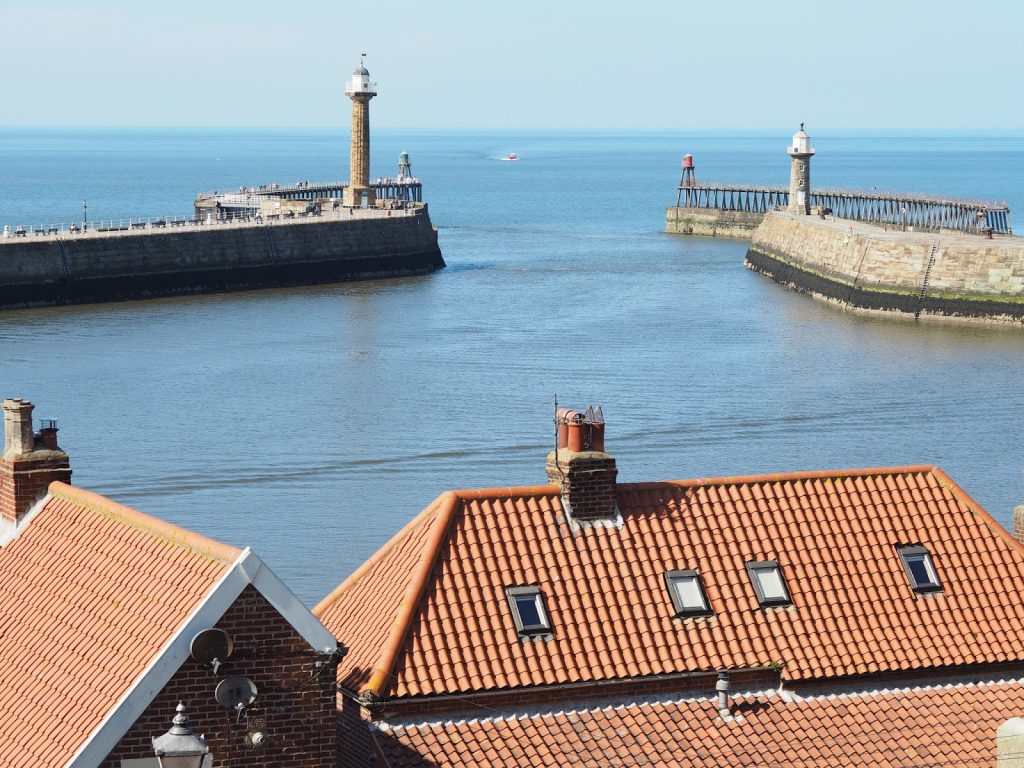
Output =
[
  {"x1": 83, "y1": 200, "x2": 88, "y2": 232},
  {"x1": 152, "y1": 702, "x2": 209, "y2": 768}
]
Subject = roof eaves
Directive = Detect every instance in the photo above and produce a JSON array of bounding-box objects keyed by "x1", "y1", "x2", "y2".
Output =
[
  {"x1": 361, "y1": 491, "x2": 461, "y2": 701},
  {"x1": 68, "y1": 547, "x2": 337, "y2": 768}
]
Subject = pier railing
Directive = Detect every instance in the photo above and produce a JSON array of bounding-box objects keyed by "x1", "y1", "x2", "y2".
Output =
[
  {"x1": 676, "y1": 184, "x2": 1013, "y2": 234},
  {"x1": 1, "y1": 204, "x2": 423, "y2": 245},
  {"x1": 196, "y1": 178, "x2": 424, "y2": 204}
]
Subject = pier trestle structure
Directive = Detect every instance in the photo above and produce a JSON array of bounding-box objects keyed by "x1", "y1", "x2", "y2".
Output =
[{"x1": 671, "y1": 184, "x2": 1012, "y2": 235}]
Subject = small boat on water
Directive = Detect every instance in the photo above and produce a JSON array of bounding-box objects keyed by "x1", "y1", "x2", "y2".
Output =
[{"x1": 503, "y1": 153, "x2": 519, "y2": 161}]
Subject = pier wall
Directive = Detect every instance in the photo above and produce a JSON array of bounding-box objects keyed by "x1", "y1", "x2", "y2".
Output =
[
  {"x1": 0, "y1": 209, "x2": 443, "y2": 310},
  {"x1": 665, "y1": 207, "x2": 763, "y2": 239},
  {"x1": 745, "y1": 212, "x2": 1024, "y2": 324}
]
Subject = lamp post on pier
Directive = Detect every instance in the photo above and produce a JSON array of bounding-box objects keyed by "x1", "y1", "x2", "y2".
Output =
[{"x1": 83, "y1": 200, "x2": 88, "y2": 232}]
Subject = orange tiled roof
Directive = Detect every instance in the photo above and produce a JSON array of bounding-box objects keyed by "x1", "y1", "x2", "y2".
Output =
[
  {"x1": 371, "y1": 679, "x2": 1024, "y2": 767},
  {"x1": 0, "y1": 482, "x2": 241, "y2": 768},
  {"x1": 315, "y1": 466, "x2": 1024, "y2": 699}
]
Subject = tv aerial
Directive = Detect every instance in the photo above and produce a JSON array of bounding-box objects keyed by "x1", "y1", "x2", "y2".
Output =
[
  {"x1": 190, "y1": 628, "x2": 234, "y2": 675},
  {"x1": 215, "y1": 675, "x2": 258, "y2": 723}
]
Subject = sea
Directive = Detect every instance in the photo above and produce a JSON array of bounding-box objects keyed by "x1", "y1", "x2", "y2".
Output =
[{"x1": 1, "y1": 127, "x2": 1023, "y2": 604}]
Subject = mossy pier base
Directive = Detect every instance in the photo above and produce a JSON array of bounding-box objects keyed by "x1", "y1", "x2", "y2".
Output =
[{"x1": 745, "y1": 212, "x2": 1024, "y2": 325}]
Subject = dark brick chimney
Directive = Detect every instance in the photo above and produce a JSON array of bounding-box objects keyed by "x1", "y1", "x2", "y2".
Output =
[
  {"x1": 546, "y1": 405, "x2": 618, "y2": 522},
  {"x1": 1, "y1": 398, "x2": 71, "y2": 527}
]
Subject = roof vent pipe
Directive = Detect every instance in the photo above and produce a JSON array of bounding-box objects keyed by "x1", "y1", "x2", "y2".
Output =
[{"x1": 716, "y1": 670, "x2": 731, "y2": 718}]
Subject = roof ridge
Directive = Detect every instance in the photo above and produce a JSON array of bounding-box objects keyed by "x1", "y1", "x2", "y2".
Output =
[
  {"x1": 401, "y1": 469, "x2": 938, "y2": 504},
  {"x1": 47, "y1": 481, "x2": 240, "y2": 564},
  {"x1": 448, "y1": 485, "x2": 559, "y2": 500},
  {"x1": 362, "y1": 491, "x2": 461, "y2": 700},
  {"x1": 622, "y1": 464, "x2": 938, "y2": 491}
]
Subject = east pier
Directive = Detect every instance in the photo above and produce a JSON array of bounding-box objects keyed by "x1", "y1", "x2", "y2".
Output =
[{"x1": 667, "y1": 127, "x2": 1022, "y2": 325}]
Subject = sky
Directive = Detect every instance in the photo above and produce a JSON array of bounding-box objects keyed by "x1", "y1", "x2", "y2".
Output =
[{"x1": 1, "y1": 0, "x2": 1022, "y2": 131}]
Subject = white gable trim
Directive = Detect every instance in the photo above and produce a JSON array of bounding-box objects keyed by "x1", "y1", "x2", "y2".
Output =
[{"x1": 69, "y1": 548, "x2": 337, "y2": 768}]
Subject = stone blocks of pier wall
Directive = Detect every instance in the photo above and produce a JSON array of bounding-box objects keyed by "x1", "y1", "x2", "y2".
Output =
[
  {"x1": 0, "y1": 211, "x2": 444, "y2": 310},
  {"x1": 745, "y1": 212, "x2": 1024, "y2": 324},
  {"x1": 665, "y1": 207, "x2": 764, "y2": 239}
]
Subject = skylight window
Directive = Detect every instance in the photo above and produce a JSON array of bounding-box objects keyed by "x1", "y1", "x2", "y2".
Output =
[
  {"x1": 746, "y1": 561, "x2": 792, "y2": 608},
  {"x1": 505, "y1": 585, "x2": 552, "y2": 637},
  {"x1": 664, "y1": 570, "x2": 714, "y2": 617},
  {"x1": 897, "y1": 544, "x2": 943, "y2": 594}
]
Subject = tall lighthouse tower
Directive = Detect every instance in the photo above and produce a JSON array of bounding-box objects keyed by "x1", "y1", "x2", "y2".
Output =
[
  {"x1": 786, "y1": 123, "x2": 815, "y2": 215},
  {"x1": 344, "y1": 55, "x2": 377, "y2": 208}
]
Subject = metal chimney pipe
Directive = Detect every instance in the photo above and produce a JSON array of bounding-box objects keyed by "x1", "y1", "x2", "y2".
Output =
[{"x1": 716, "y1": 670, "x2": 731, "y2": 718}]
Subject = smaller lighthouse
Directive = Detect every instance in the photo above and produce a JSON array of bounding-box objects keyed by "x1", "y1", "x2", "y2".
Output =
[
  {"x1": 344, "y1": 55, "x2": 377, "y2": 208},
  {"x1": 676, "y1": 153, "x2": 698, "y2": 207},
  {"x1": 786, "y1": 123, "x2": 815, "y2": 215}
]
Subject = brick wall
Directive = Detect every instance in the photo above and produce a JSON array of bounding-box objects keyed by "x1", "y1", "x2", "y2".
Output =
[
  {"x1": 102, "y1": 585, "x2": 337, "y2": 768},
  {"x1": 0, "y1": 454, "x2": 71, "y2": 524},
  {"x1": 546, "y1": 450, "x2": 618, "y2": 521},
  {"x1": 337, "y1": 695, "x2": 380, "y2": 768}
]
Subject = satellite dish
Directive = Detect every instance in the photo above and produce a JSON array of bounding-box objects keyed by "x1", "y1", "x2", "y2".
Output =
[
  {"x1": 190, "y1": 629, "x2": 233, "y2": 673},
  {"x1": 215, "y1": 675, "x2": 258, "y2": 713}
]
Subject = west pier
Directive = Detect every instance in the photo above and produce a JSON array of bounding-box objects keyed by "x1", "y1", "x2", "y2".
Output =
[
  {"x1": 0, "y1": 60, "x2": 444, "y2": 311},
  {"x1": 666, "y1": 127, "x2": 1022, "y2": 325}
]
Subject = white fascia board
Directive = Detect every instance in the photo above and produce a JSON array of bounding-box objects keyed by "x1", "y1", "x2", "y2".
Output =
[
  {"x1": 69, "y1": 548, "x2": 338, "y2": 768},
  {"x1": 243, "y1": 550, "x2": 338, "y2": 654}
]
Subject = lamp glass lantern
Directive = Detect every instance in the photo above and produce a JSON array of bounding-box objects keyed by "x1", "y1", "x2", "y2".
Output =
[{"x1": 152, "y1": 702, "x2": 208, "y2": 768}]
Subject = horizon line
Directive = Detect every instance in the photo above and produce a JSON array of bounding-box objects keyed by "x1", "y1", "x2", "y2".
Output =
[{"x1": 1, "y1": 124, "x2": 1024, "y2": 137}]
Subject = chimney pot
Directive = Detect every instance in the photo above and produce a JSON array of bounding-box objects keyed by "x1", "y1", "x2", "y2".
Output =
[
  {"x1": 38, "y1": 419, "x2": 59, "y2": 451},
  {"x1": 3, "y1": 398, "x2": 35, "y2": 459},
  {"x1": 546, "y1": 404, "x2": 617, "y2": 522}
]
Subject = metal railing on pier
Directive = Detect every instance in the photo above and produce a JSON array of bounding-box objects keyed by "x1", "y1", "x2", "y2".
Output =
[
  {"x1": 196, "y1": 178, "x2": 424, "y2": 204},
  {"x1": 675, "y1": 184, "x2": 1013, "y2": 235},
  {"x1": 0, "y1": 204, "x2": 423, "y2": 245}
]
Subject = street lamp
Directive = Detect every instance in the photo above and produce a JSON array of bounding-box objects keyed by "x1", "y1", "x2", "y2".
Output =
[
  {"x1": 152, "y1": 702, "x2": 209, "y2": 768},
  {"x1": 83, "y1": 200, "x2": 88, "y2": 232}
]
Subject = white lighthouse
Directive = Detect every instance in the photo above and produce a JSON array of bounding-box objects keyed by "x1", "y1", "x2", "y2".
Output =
[
  {"x1": 786, "y1": 123, "x2": 815, "y2": 215},
  {"x1": 344, "y1": 56, "x2": 378, "y2": 208}
]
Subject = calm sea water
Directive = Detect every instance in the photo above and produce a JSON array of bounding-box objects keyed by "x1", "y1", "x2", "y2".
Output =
[{"x1": 1, "y1": 128, "x2": 1023, "y2": 604}]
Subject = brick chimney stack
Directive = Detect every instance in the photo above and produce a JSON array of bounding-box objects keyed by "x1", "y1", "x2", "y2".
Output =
[
  {"x1": 546, "y1": 405, "x2": 618, "y2": 522},
  {"x1": 1, "y1": 399, "x2": 71, "y2": 528}
]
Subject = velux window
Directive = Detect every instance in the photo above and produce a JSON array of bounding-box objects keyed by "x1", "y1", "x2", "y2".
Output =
[
  {"x1": 746, "y1": 560, "x2": 792, "y2": 608},
  {"x1": 505, "y1": 585, "x2": 552, "y2": 637},
  {"x1": 897, "y1": 544, "x2": 942, "y2": 594},
  {"x1": 664, "y1": 570, "x2": 714, "y2": 618}
]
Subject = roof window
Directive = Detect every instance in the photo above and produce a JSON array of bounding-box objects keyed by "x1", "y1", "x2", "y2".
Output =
[
  {"x1": 505, "y1": 585, "x2": 552, "y2": 637},
  {"x1": 897, "y1": 544, "x2": 942, "y2": 594},
  {"x1": 664, "y1": 570, "x2": 714, "y2": 618},
  {"x1": 746, "y1": 560, "x2": 792, "y2": 608}
]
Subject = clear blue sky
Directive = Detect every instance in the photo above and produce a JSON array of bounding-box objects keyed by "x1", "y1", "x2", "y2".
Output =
[{"x1": 1, "y1": 0, "x2": 1021, "y2": 131}]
